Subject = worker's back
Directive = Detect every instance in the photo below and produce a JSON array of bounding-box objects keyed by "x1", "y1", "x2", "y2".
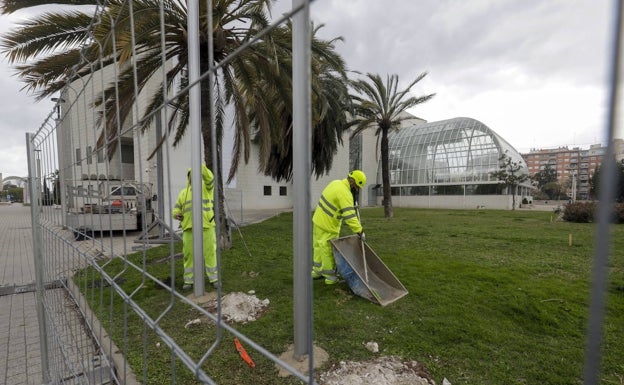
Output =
[{"x1": 313, "y1": 178, "x2": 361, "y2": 234}]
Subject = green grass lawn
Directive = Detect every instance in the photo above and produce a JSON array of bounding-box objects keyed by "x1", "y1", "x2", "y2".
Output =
[{"x1": 75, "y1": 208, "x2": 624, "y2": 385}]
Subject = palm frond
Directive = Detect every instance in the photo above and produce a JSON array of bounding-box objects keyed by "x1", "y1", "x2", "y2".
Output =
[
  {"x1": 0, "y1": 0, "x2": 96, "y2": 14},
  {"x1": 3, "y1": 0, "x2": 351, "y2": 184},
  {"x1": 1, "y1": 11, "x2": 94, "y2": 63}
]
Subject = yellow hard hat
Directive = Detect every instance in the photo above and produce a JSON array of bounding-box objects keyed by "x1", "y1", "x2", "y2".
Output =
[{"x1": 349, "y1": 170, "x2": 366, "y2": 188}]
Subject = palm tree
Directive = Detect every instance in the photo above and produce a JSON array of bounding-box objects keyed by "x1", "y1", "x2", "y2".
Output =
[
  {"x1": 348, "y1": 72, "x2": 434, "y2": 218},
  {"x1": 1, "y1": 0, "x2": 351, "y2": 246}
]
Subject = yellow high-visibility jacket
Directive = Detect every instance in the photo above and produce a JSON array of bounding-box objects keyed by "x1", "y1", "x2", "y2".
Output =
[
  {"x1": 172, "y1": 165, "x2": 215, "y2": 230},
  {"x1": 312, "y1": 178, "x2": 362, "y2": 234}
]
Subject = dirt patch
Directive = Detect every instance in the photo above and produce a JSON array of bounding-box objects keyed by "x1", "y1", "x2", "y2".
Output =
[{"x1": 318, "y1": 356, "x2": 442, "y2": 385}]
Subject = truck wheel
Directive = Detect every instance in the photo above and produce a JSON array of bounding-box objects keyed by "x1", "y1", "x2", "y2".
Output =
[{"x1": 74, "y1": 229, "x2": 87, "y2": 241}]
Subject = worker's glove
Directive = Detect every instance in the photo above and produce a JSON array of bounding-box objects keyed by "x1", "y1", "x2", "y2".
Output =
[{"x1": 359, "y1": 232, "x2": 366, "y2": 242}]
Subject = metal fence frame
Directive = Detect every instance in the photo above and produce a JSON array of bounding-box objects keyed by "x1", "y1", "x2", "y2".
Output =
[
  {"x1": 26, "y1": 0, "x2": 316, "y2": 384},
  {"x1": 24, "y1": 0, "x2": 623, "y2": 384}
]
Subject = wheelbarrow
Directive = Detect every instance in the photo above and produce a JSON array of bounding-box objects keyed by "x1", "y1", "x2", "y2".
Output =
[{"x1": 330, "y1": 235, "x2": 408, "y2": 306}]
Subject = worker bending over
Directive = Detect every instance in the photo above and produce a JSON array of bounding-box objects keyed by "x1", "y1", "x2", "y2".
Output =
[{"x1": 312, "y1": 170, "x2": 366, "y2": 284}]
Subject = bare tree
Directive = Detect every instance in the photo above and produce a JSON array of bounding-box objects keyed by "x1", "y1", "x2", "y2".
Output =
[{"x1": 490, "y1": 153, "x2": 529, "y2": 210}]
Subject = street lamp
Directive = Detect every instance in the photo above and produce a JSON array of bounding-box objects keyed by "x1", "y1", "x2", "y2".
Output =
[
  {"x1": 571, "y1": 171, "x2": 577, "y2": 202},
  {"x1": 34, "y1": 149, "x2": 42, "y2": 210},
  {"x1": 52, "y1": 96, "x2": 69, "y2": 224}
]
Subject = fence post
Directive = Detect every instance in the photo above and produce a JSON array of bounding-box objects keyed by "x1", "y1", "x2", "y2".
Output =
[
  {"x1": 584, "y1": 1, "x2": 623, "y2": 383},
  {"x1": 187, "y1": 0, "x2": 206, "y2": 296},
  {"x1": 26, "y1": 132, "x2": 50, "y2": 384},
  {"x1": 292, "y1": 0, "x2": 314, "y2": 363}
]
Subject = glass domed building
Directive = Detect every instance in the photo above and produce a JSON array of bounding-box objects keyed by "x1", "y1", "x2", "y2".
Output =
[{"x1": 373, "y1": 117, "x2": 532, "y2": 209}]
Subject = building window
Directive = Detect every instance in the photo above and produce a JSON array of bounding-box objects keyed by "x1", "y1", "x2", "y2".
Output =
[
  {"x1": 279, "y1": 186, "x2": 287, "y2": 196},
  {"x1": 97, "y1": 148, "x2": 105, "y2": 163},
  {"x1": 121, "y1": 143, "x2": 134, "y2": 164},
  {"x1": 75, "y1": 148, "x2": 81, "y2": 165},
  {"x1": 263, "y1": 186, "x2": 272, "y2": 196},
  {"x1": 87, "y1": 146, "x2": 93, "y2": 164},
  {"x1": 349, "y1": 133, "x2": 363, "y2": 171}
]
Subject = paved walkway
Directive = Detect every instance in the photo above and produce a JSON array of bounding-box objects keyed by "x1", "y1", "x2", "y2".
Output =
[{"x1": 0, "y1": 204, "x2": 43, "y2": 385}]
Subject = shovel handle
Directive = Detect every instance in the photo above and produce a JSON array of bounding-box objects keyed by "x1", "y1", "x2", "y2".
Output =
[
  {"x1": 355, "y1": 205, "x2": 369, "y2": 284},
  {"x1": 361, "y1": 237, "x2": 369, "y2": 283}
]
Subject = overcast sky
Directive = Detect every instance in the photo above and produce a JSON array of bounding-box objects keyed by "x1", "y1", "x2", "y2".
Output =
[{"x1": 0, "y1": 0, "x2": 617, "y2": 178}]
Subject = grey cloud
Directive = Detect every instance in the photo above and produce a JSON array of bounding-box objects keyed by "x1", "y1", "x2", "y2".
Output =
[
  {"x1": 309, "y1": 0, "x2": 610, "y2": 88},
  {"x1": 0, "y1": 0, "x2": 616, "y2": 177}
]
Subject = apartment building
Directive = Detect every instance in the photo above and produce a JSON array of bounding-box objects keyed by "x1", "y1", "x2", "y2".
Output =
[{"x1": 522, "y1": 139, "x2": 624, "y2": 200}]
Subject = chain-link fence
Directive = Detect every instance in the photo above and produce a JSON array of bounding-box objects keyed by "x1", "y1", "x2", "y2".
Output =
[{"x1": 25, "y1": 1, "x2": 317, "y2": 384}]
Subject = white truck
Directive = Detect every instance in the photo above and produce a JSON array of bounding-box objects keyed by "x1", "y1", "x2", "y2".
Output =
[{"x1": 66, "y1": 181, "x2": 154, "y2": 240}]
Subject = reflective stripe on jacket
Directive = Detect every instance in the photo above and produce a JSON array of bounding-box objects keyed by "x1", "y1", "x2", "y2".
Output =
[
  {"x1": 172, "y1": 165, "x2": 215, "y2": 230},
  {"x1": 312, "y1": 178, "x2": 362, "y2": 234}
]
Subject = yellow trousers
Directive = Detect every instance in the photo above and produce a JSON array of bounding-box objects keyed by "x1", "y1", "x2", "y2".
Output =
[
  {"x1": 312, "y1": 225, "x2": 339, "y2": 283},
  {"x1": 182, "y1": 228, "x2": 217, "y2": 285}
]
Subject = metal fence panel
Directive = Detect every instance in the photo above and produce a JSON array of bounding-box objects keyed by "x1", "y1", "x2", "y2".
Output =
[
  {"x1": 25, "y1": 1, "x2": 316, "y2": 384},
  {"x1": 23, "y1": 1, "x2": 622, "y2": 384}
]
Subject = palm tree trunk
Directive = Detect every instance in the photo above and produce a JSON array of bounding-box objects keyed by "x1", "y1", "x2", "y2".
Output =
[
  {"x1": 200, "y1": 77, "x2": 232, "y2": 250},
  {"x1": 380, "y1": 127, "x2": 393, "y2": 218}
]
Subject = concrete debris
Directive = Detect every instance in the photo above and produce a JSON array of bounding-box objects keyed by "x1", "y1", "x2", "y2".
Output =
[
  {"x1": 204, "y1": 292, "x2": 270, "y2": 324},
  {"x1": 184, "y1": 318, "x2": 201, "y2": 329},
  {"x1": 365, "y1": 341, "x2": 379, "y2": 353},
  {"x1": 319, "y1": 356, "x2": 435, "y2": 385}
]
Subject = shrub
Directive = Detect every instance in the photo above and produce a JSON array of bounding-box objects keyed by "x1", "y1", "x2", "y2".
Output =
[
  {"x1": 563, "y1": 202, "x2": 624, "y2": 223},
  {"x1": 562, "y1": 202, "x2": 596, "y2": 223},
  {"x1": 614, "y1": 203, "x2": 624, "y2": 223}
]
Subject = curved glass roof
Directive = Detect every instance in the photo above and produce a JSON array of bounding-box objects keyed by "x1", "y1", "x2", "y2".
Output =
[{"x1": 380, "y1": 117, "x2": 528, "y2": 186}]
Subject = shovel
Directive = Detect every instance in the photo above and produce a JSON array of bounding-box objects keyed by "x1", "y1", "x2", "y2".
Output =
[{"x1": 355, "y1": 205, "x2": 369, "y2": 284}]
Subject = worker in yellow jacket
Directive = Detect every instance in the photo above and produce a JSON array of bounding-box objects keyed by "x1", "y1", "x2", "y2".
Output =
[
  {"x1": 172, "y1": 164, "x2": 217, "y2": 290},
  {"x1": 312, "y1": 170, "x2": 366, "y2": 284}
]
